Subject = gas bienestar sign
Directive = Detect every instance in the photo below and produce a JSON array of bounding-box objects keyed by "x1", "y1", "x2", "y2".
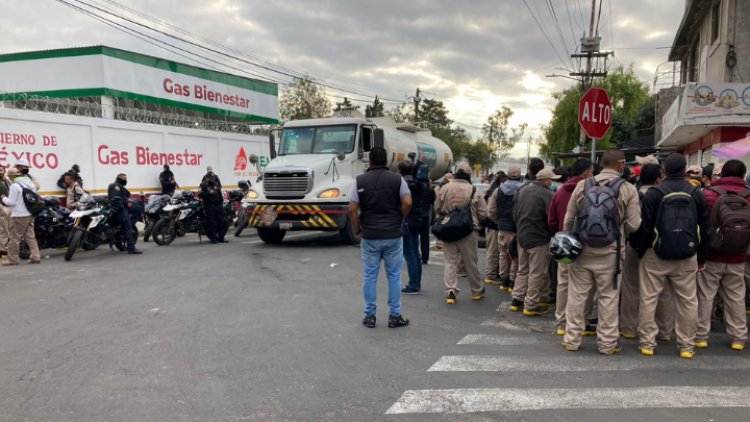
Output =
[{"x1": 0, "y1": 46, "x2": 278, "y2": 124}]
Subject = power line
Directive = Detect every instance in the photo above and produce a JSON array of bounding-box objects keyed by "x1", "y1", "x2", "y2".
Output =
[
  {"x1": 61, "y1": 0, "x2": 407, "y2": 104},
  {"x1": 521, "y1": 0, "x2": 574, "y2": 72}
]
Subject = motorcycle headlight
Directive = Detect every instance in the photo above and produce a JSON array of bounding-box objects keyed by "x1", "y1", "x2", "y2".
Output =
[
  {"x1": 317, "y1": 188, "x2": 340, "y2": 199},
  {"x1": 247, "y1": 189, "x2": 259, "y2": 200}
]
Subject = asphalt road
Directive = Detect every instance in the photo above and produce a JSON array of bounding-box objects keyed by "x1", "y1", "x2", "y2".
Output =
[{"x1": 1, "y1": 230, "x2": 749, "y2": 421}]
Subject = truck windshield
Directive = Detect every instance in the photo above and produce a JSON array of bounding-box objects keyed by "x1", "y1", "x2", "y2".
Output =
[{"x1": 279, "y1": 125, "x2": 356, "y2": 155}]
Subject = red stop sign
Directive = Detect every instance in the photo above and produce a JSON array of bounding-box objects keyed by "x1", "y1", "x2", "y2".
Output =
[{"x1": 578, "y1": 87, "x2": 612, "y2": 139}]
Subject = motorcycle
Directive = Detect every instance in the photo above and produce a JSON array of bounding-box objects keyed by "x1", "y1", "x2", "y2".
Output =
[
  {"x1": 225, "y1": 188, "x2": 245, "y2": 229},
  {"x1": 142, "y1": 193, "x2": 171, "y2": 242},
  {"x1": 233, "y1": 180, "x2": 254, "y2": 237},
  {"x1": 64, "y1": 193, "x2": 140, "y2": 261},
  {"x1": 19, "y1": 196, "x2": 73, "y2": 259}
]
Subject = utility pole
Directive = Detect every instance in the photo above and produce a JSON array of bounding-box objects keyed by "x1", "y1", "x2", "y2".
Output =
[
  {"x1": 413, "y1": 88, "x2": 421, "y2": 125},
  {"x1": 569, "y1": 0, "x2": 612, "y2": 163}
]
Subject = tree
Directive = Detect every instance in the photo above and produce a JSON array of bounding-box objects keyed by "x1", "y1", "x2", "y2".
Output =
[
  {"x1": 464, "y1": 140, "x2": 496, "y2": 172},
  {"x1": 539, "y1": 66, "x2": 651, "y2": 161},
  {"x1": 385, "y1": 103, "x2": 409, "y2": 123},
  {"x1": 482, "y1": 106, "x2": 527, "y2": 159},
  {"x1": 365, "y1": 96, "x2": 385, "y2": 117},
  {"x1": 334, "y1": 97, "x2": 360, "y2": 112},
  {"x1": 418, "y1": 98, "x2": 452, "y2": 129},
  {"x1": 278, "y1": 77, "x2": 332, "y2": 122}
]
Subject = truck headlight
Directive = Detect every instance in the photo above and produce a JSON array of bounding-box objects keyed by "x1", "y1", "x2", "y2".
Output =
[
  {"x1": 317, "y1": 188, "x2": 340, "y2": 199},
  {"x1": 247, "y1": 189, "x2": 259, "y2": 199}
]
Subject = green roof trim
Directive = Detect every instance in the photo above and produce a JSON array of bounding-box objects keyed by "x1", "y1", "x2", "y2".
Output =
[
  {"x1": 0, "y1": 45, "x2": 278, "y2": 96},
  {"x1": 0, "y1": 88, "x2": 279, "y2": 124}
]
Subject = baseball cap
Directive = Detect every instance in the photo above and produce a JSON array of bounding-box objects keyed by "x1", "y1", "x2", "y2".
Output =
[
  {"x1": 687, "y1": 165, "x2": 702, "y2": 174},
  {"x1": 507, "y1": 165, "x2": 522, "y2": 178},
  {"x1": 536, "y1": 167, "x2": 561, "y2": 180},
  {"x1": 635, "y1": 155, "x2": 659, "y2": 165},
  {"x1": 15, "y1": 159, "x2": 30, "y2": 167},
  {"x1": 456, "y1": 162, "x2": 472, "y2": 174}
]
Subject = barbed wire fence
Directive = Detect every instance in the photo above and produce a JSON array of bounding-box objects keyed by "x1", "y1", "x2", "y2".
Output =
[{"x1": 0, "y1": 91, "x2": 271, "y2": 135}]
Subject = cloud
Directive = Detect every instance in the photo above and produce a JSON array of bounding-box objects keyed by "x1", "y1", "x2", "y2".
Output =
[{"x1": 0, "y1": 0, "x2": 685, "y2": 160}]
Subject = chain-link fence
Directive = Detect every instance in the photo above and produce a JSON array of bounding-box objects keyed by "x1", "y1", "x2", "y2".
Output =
[{"x1": 0, "y1": 92, "x2": 271, "y2": 135}]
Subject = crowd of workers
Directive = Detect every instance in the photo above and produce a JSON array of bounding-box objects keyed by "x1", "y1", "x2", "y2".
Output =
[{"x1": 352, "y1": 146, "x2": 749, "y2": 360}]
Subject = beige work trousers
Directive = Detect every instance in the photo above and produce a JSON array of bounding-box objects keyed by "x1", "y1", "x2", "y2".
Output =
[
  {"x1": 443, "y1": 231, "x2": 483, "y2": 296},
  {"x1": 0, "y1": 205, "x2": 9, "y2": 253},
  {"x1": 619, "y1": 245, "x2": 675, "y2": 338},
  {"x1": 638, "y1": 249, "x2": 698, "y2": 352},
  {"x1": 498, "y1": 230, "x2": 517, "y2": 281},
  {"x1": 512, "y1": 244, "x2": 549, "y2": 309},
  {"x1": 564, "y1": 250, "x2": 620, "y2": 352},
  {"x1": 7, "y1": 216, "x2": 40, "y2": 262},
  {"x1": 485, "y1": 228, "x2": 499, "y2": 279},
  {"x1": 696, "y1": 261, "x2": 747, "y2": 343},
  {"x1": 555, "y1": 262, "x2": 596, "y2": 329}
]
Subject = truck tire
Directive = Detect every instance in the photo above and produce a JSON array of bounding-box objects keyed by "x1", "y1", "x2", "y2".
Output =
[
  {"x1": 65, "y1": 229, "x2": 83, "y2": 261},
  {"x1": 257, "y1": 227, "x2": 285, "y2": 244},
  {"x1": 339, "y1": 217, "x2": 361, "y2": 245},
  {"x1": 152, "y1": 218, "x2": 177, "y2": 246},
  {"x1": 234, "y1": 213, "x2": 250, "y2": 237}
]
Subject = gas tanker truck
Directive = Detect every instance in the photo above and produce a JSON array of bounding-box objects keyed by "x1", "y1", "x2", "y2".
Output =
[{"x1": 242, "y1": 112, "x2": 453, "y2": 244}]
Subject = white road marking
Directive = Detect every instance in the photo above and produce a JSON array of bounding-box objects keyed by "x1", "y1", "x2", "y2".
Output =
[
  {"x1": 457, "y1": 334, "x2": 541, "y2": 345},
  {"x1": 386, "y1": 386, "x2": 750, "y2": 414},
  {"x1": 428, "y1": 355, "x2": 750, "y2": 372},
  {"x1": 495, "y1": 301, "x2": 509, "y2": 312},
  {"x1": 480, "y1": 319, "x2": 525, "y2": 331}
]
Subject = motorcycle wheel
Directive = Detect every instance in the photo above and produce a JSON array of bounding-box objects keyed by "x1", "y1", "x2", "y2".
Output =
[
  {"x1": 234, "y1": 213, "x2": 250, "y2": 237},
  {"x1": 114, "y1": 226, "x2": 139, "y2": 251},
  {"x1": 152, "y1": 218, "x2": 177, "y2": 246},
  {"x1": 65, "y1": 229, "x2": 83, "y2": 261},
  {"x1": 143, "y1": 220, "x2": 154, "y2": 242},
  {"x1": 19, "y1": 241, "x2": 31, "y2": 260}
]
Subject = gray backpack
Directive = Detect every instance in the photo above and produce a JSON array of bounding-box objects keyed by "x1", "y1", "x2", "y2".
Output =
[{"x1": 574, "y1": 177, "x2": 624, "y2": 248}]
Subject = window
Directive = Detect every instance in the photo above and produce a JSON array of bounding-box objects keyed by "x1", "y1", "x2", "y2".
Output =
[
  {"x1": 711, "y1": 1, "x2": 721, "y2": 43},
  {"x1": 278, "y1": 125, "x2": 356, "y2": 155}
]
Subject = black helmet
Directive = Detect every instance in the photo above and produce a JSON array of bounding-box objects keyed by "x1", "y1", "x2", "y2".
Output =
[
  {"x1": 238, "y1": 180, "x2": 250, "y2": 190},
  {"x1": 549, "y1": 232, "x2": 583, "y2": 264}
]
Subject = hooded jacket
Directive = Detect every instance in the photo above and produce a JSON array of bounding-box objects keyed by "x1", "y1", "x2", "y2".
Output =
[
  {"x1": 703, "y1": 176, "x2": 750, "y2": 264},
  {"x1": 495, "y1": 178, "x2": 523, "y2": 232},
  {"x1": 547, "y1": 175, "x2": 585, "y2": 233},
  {"x1": 0, "y1": 176, "x2": 35, "y2": 217}
]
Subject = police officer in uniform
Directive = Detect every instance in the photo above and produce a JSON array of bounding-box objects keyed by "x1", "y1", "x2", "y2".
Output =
[
  {"x1": 200, "y1": 172, "x2": 227, "y2": 244},
  {"x1": 107, "y1": 173, "x2": 142, "y2": 255}
]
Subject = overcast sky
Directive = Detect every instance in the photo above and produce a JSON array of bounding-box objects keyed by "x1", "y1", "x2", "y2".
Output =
[{"x1": 1, "y1": 0, "x2": 686, "y2": 157}]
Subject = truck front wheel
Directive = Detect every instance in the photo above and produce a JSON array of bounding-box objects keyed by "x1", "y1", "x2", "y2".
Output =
[
  {"x1": 257, "y1": 227, "x2": 286, "y2": 244},
  {"x1": 339, "y1": 217, "x2": 361, "y2": 245}
]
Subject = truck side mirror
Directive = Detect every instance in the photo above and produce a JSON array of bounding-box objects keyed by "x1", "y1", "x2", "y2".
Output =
[{"x1": 374, "y1": 128, "x2": 384, "y2": 149}]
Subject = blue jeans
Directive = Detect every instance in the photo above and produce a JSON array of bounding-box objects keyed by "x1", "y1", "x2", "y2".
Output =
[
  {"x1": 403, "y1": 233, "x2": 422, "y2": 290},
  {"x1": 361, "y1": 237, "x2": 403, "y2": 317}
]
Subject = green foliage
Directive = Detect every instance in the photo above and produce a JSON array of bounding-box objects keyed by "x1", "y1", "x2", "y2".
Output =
[
  {"x1": 482, "y1": 106, "x2": 527, "y2": 159},
  {"x1": 385, "y1": 103, "x2": 410, "y2": 123},
  {"x1": 418, "y1": 98, "x2": 453, "y2": 129},
  {"x1": 365, "y1": 96, "x2": 385, "y2": 117},
  {"x1": 278, "y1": 77, "x2": 332, "y2": 122},
  {"x1": 334, "y1": 97, "x2": 360, "y2": 112},
  {"x1": 540, "y1": 66, "x2": 651, "y2": 161}
]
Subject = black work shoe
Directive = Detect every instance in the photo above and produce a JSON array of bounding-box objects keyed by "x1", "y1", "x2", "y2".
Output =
[
  {"x1": 401, "y1": 287, "x2": 421, "y2": 295},
  {"x1": 388, "y1": 314, "x2": 409, "y2": 328},
  {"x1": 127, "y1": 249, "x2": 143, "y2": 255},
  {"x1": 510, "y1": 299, "x2": 523, "y2": 312},
  {"x1": 362, "y1": 315, "x2": 376, "y2": 328},
  {"x1": 218, "y1": 239, "x2": 229, "y2": 243}
]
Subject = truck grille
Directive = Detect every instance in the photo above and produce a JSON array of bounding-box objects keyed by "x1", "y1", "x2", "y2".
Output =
[{"x1": 263, "y1": 170, "x2": 312, "y2": 197}]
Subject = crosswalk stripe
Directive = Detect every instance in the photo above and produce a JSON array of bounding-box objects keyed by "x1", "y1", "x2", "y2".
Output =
[
  {"x1": 428, "y1": 355, "x2": 750, "y2": 372},
  {"x1": 480, "y1": 319, "x2": 526, "y2": 331},
  {"x1": 386, "y1": 386, "x2": 750, "y2": 414},
  {"x1": 457, "y1": 334, "x2": 541, "y2": 345}
]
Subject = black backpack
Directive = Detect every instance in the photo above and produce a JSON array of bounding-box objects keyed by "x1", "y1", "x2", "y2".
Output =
[
  {"x1": 432, "y1": 187, "x2": 476, "y2": 242},
  {"x1": 653, "y1": 185, "x2": 699, "y2": 260},
  {"x1": 573, "y1": 177, "x2": 624, "y2": 248}
]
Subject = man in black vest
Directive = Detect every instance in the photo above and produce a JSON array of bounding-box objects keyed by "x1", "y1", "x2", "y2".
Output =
[{"x1": 349, "y1": 147, "x2": 412, "y2": 328}]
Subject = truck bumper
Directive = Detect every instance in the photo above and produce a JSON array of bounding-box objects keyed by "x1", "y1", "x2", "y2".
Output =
[{"x1": 247, "y1": 203, "x2": 348, "y2": 231}]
